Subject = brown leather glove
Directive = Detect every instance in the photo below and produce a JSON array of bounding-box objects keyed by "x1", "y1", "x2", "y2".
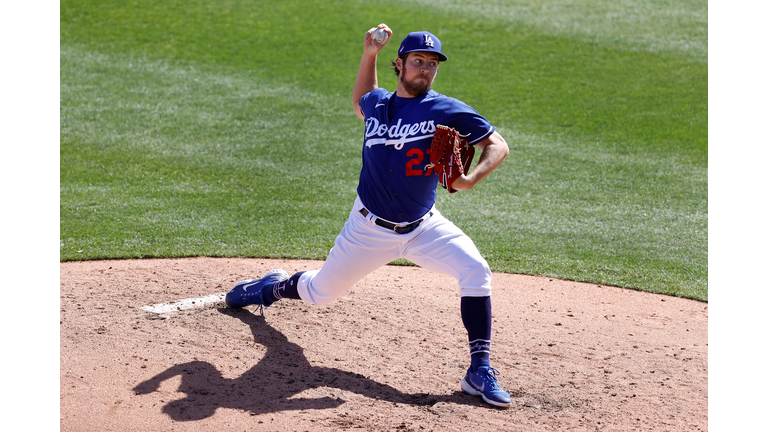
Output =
[{"x1": 425, "y1": 125, "x2": 475, "y2": 193}]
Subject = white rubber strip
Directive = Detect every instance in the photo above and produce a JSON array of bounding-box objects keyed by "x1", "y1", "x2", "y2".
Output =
[{"x1": 141, "y1": 292, "x2": 227, "y2": 314}]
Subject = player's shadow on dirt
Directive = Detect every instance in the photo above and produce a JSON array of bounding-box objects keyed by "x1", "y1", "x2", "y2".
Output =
[{"x1": 133, "y1": 307, "x2": 480, "y2": 421}]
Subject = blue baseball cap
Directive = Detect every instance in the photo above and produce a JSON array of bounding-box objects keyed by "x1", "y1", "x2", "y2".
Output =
[{"x1": 397, "y1": 31, "x2": 448, "y2": 62}]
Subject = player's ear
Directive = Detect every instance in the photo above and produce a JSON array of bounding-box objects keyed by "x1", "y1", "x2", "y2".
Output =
[{"x1": 396, "y1": 57, "x2": 403, "y2": 73}]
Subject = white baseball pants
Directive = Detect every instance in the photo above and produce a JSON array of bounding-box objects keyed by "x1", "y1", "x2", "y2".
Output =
[{"x1": 296, "y1": 196, "x2": 492, "y2": 306}]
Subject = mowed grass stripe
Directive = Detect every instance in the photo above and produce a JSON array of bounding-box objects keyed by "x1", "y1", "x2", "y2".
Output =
[
  {"x1": 372, "y1": 0, "x2": 707, "y2": 62},
  {"x1": 61, "y1": 45, "x2": 360, "y2": 260},
  {"x1": 61, "y1": 0, "x2": 707, "y2": 159}
]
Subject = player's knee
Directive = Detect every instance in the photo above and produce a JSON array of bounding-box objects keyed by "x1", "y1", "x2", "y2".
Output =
[
  {"x1": 298, "y1": 270, "x2": 360, "y2": 306},
  {"x1": 458, "y1": 261, "x2": 492, "y2": 297}
]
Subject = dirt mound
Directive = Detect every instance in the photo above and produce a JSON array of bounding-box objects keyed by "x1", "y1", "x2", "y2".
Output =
[{"x1": 60, "y1": 257, "x2": 707, "y2": 431}]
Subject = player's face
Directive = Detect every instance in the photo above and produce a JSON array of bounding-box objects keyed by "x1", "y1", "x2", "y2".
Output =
[{"x1": 399, "y1": 52, "x2": 440, "y2": 97}]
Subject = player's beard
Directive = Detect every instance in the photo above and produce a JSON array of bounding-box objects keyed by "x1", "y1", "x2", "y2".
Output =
[{"x1": 400, "y1": 63, "x2": 432, "y2": 97}]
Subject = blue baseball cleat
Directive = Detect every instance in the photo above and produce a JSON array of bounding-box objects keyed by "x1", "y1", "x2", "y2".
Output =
[
  {"x1": 460, "y1": 366, "x2": 512, "y2": 408},
  {"x1": 225, "y1": 269, "x2": 289, "y2": 312}
]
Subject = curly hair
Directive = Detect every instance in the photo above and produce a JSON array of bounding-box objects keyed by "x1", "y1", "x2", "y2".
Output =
[{"x1": 389, "y1": 53, "x2": 409, "y2": 76}]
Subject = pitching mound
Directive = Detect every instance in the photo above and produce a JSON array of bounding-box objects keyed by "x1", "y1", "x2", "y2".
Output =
[{"x1": 60, "y1": 257, "x2": 707, "y2": 431}]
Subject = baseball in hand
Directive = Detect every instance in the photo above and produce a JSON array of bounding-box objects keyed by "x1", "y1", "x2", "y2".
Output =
[{"x1": 371, "y1": 28, "x2": 389, "y2": 45}]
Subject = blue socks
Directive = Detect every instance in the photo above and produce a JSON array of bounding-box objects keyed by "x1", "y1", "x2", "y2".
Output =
[
  {"x1": 262, "y1": 272, "x2": 304, "y2": 305},
  {"x1": 461, "y1": 296, "x2": 492, "y2": 371}
]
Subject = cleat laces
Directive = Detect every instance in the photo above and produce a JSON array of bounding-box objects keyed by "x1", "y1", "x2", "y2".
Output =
[{"x1": 483, "y1": 367, "x2": 503, "y2": 391}]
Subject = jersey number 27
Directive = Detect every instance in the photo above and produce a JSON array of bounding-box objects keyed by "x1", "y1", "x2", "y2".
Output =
[{"x1": 405, "y1": 148, "x2": 434, "y2": 176}]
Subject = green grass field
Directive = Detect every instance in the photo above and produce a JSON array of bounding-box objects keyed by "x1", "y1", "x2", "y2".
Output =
[{"x1": 60, "y1": 0, "x2": 707, "y2": 301}]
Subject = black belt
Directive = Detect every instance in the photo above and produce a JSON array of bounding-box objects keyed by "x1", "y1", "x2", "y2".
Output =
[{"x1": 360, "y1": 208, "x2": 431, "y2": 235}]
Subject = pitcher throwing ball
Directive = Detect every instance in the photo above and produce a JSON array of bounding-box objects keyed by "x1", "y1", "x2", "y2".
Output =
[{"x1": 227, "y1": 24, "x2": 512, "y2": 408}]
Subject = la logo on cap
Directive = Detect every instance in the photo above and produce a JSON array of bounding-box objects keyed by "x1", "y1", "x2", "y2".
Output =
[{"x1": 397, "y1": 31, "x2": 448, "y2": 61}]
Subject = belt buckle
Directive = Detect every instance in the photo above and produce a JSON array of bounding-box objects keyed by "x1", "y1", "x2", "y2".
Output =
[
  {"x1": 395, "y1": 220, "x2": 420, "y2": 234},
  {"x1": 361, "y1": 207, "x2": 425, "y2": 234}
]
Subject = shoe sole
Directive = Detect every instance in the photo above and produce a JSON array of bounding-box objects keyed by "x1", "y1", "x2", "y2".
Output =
[
  {"x1": 460, "y1": 377, "x2": 512, "y2": 408},
  {"x1": 263, "y1": 269, "x2": 290, "y2": 280}
]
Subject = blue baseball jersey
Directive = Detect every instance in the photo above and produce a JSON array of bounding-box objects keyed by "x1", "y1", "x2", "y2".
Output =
[{"x1": 357, "y1": 88, "x2": 495, "y2": 223}]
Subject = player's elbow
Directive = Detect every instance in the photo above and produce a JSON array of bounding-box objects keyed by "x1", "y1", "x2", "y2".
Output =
[
  {"x1": 499, "y1": 141, "x2": 510, "y2": 161},
  {"x1": 488, "y1": 132, "x2": 509, "y2": 160}
]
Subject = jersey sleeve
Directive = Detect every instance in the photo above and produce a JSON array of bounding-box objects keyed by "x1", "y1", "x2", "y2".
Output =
[
  {"x1": 358, "y1": 88, "x2": 389, "y2": 119},
  {"x1": 445, "y1": 98, "x2": 496, "y2": 145}
]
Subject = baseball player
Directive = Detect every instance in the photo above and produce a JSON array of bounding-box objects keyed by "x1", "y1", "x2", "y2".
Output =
[{"x1": 226, "y1": 24, "x2": 511, "y2": 408}]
